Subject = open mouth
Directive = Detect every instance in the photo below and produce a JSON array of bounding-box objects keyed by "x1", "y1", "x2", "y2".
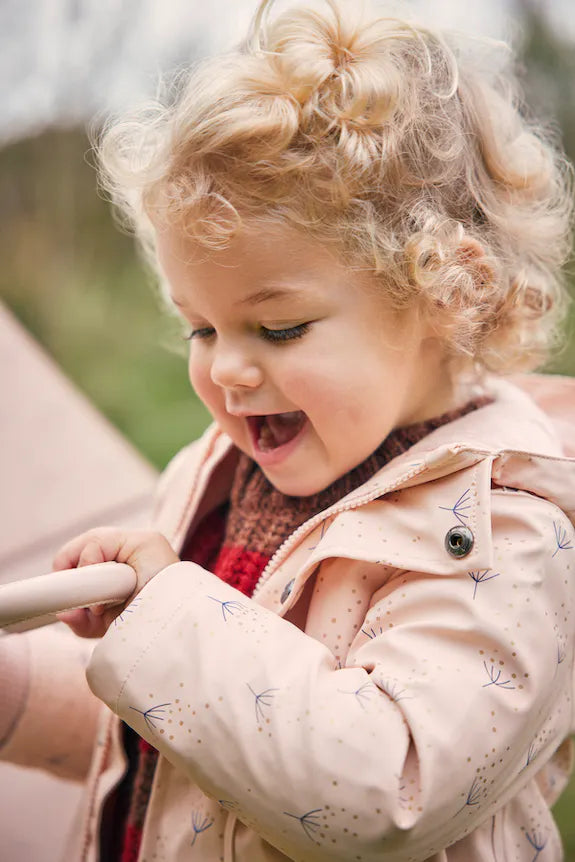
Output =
[{"x1": 247, "y1": 411, "x2": 307, "y2": 453}]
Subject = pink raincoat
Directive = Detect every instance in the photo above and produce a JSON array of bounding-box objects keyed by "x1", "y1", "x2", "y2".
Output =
[{"x1": 2, "y1": 375, "x2": 575, "y2": 861}]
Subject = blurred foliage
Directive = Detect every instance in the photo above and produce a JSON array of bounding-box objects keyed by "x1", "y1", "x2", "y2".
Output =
[
  {"x1": 0, "y1": 6, "x2": 574, "y2": 850},
  {"x1": 517, "y1": 0, "x2": 575, "y2": 167},
  {"x1": 0, "y1": 130, "x2": 211, "y2": 468}
]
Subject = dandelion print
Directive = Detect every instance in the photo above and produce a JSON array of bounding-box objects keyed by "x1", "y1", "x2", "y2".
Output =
[
  {"x1": 439, "y1": 488, "x2": 472, "y2": 525},
  {"x1": 456, "y1": 776, "x2": 483, "y2": 814},
  {"x1": 522, "y1": 740, "x2": 542, "y2": 771},
  {"x1": 338, "y1": 680, "x2": 378, "y2": 710},
  {"x1": 379, "y1": 679, "x2": 412, "y2": 704},
  {"x1": 114, "y1": 597, "x2": 142, "y2": 626},
  {"x1": 129, "y1": 702, "x2": 171, "y2": 732},
  {"x1": 247, "y1": 684, "x2": 279, "y2": 724},
  {"x1": 361, "y1": 625, "x2": 383, "y2": 639},
  {"x1": 552, "y1": 521, "x2": 573, "y2": 557},
  {"x1": 190, "y1": 810, "x2": 214, "y2": 847},
  {"x1": 525, "y1": 829, "x2": 547, "y2": 861},
  {"x1": 465, "y1": 777, "x2": 482, "y2": 807},
  {"x1": 468, "y1": 569, "x2": 500, "y2": 600},
  {"x1": 284, "y1": 808, "x2": 323, "y2": 841},
  {"x1": 207, "y1": 596, "x2": 246, "y2": 621},
  {"x1": 482, "y1": 661, "x2": 515, "y2": 690}
]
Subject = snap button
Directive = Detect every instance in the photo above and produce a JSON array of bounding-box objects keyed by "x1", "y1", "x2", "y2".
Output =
[
  {"x1": 445, "y1": 526, "x2": 474, "y2": 558},
  {"x1": 281, "y1": 578, "x2": 295, "y2": 604}
]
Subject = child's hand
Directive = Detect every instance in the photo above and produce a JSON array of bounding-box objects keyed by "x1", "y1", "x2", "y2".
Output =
[{"x1": 53, "y1": 527, "x2": 179, "y2": 638}]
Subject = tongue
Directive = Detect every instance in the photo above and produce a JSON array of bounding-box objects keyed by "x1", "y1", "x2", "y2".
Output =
[{"x1": 259, "y1": 412, "x2": 305, "y2": 449}]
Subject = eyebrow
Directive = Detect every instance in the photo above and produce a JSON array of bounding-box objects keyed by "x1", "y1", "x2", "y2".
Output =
[
  {"x1": 236, "y1": 286, "x2": 306, "y2": 307},
  {"x1": 170, "y1": 286, "x2": 308, "y2": 310}
]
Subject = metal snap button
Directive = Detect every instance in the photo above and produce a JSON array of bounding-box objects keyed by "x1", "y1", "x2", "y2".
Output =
[
  {"x1": 445, "y1": 526, "x2": 474, "y2": 558},
  {"x1": 281, "y1": 578, "x2": 296, "y2": 604}
]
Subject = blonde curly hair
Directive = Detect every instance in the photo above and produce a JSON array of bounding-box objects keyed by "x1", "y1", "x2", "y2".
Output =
[{"x1": 98, "y1": 0, "x2": 573, "y2": 372}]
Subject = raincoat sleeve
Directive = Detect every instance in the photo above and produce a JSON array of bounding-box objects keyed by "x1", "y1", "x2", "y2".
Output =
[{"x1": 85, "y1": 487, "x2": 574, "y2": 861}]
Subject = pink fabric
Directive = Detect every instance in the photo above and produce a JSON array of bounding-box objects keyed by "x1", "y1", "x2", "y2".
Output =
[
  {"x1": 2, "y1": 375, "x2": 575, "y2": 862},
  {"x1": 86, "y1": 376, "x2": 575, "y2": 862},
  {"x1": 512, "y1": 373, "x2": 575, "y2": 456},
  {"x1": 0, "y1": 635, "x2": 29, "y2": 747}
]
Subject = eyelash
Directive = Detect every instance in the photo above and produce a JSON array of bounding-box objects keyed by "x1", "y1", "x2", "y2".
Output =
[{"x1": 184, "y1": 323, "x2": 311, "y2": 344}]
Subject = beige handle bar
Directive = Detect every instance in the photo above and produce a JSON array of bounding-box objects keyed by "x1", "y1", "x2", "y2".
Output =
[{"x1": 0, "y1": 562, "x2": 136, "y2": 634}]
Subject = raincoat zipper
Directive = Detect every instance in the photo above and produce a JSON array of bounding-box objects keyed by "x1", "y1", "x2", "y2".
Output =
[{"x1": 252, "y1": 457, "x2": 431, "y2": 600}]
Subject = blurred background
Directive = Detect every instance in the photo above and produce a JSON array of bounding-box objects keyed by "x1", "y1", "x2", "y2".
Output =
[
  {"x1": 2, "y1": 0, "x2": 575, "y2": 466},
  {"x1": 0, "y1": 0, "x2": 574, "y2": 857}
]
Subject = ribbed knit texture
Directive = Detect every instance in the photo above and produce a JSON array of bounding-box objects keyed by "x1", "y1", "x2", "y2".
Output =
[
  {"x1": 209, "y1": 398, "x2": 491, "y2": 595},
  {"x1": 118, "y1": 397, "x2": 489, "y2": 860}
]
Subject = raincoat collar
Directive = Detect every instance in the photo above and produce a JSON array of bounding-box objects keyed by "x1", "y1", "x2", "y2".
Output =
[{"x1": 167, "y1": 375, "x2": 575, "y2": 553}]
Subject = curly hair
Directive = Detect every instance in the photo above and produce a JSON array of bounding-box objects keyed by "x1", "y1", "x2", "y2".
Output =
[{"x1": 98, "y1": 0, "x2": 573, "y2": 372}]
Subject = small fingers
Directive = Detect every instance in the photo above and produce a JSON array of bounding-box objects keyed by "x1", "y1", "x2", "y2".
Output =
[
  {"x1": 57, "y1": 608, "x2": 108, "y2": 639},
  {"x1": 76, "y1": 541, "x2": 107, "y2": 568},
  {"x1": 52, "y1": 528, "x2": 139, "y2": 637},
  {"x1": 52, "y1": 528, "x2": 124, "y2": 572},
  {"x1": 52, "y1": 528, "x2": 178, "y2": 638}
]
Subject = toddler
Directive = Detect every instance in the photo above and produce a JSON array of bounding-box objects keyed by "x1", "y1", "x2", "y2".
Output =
[{"x1": 2, "y1": 1, "x2": 575, "y2": 860}]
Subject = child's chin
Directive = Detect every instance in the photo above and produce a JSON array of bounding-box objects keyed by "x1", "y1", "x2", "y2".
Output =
[{"x1": 263, "y1": 469, "x2": 332, "y2": 498}]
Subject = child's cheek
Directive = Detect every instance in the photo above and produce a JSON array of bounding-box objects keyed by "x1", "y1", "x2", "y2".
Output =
[
  {"x1": 285, "y1": 366, "x2": 356, "y2": 420},
  {"x1": 188, "y1": 358, "x2": 219, "y2": 414}
]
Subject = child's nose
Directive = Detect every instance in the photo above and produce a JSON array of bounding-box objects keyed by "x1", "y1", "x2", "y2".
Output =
[{"x1": 210, "y1": 343, "x2": 263, "y2": 390}]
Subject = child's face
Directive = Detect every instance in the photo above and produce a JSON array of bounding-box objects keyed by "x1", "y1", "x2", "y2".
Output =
[{"x1": 157, "y1": 222, "x2": 455, "y2": 496}]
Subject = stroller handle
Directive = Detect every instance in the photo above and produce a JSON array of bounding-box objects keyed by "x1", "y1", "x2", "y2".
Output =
[{"x1": 0, "y1": 562, "x2": 136, "y2": 634}]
